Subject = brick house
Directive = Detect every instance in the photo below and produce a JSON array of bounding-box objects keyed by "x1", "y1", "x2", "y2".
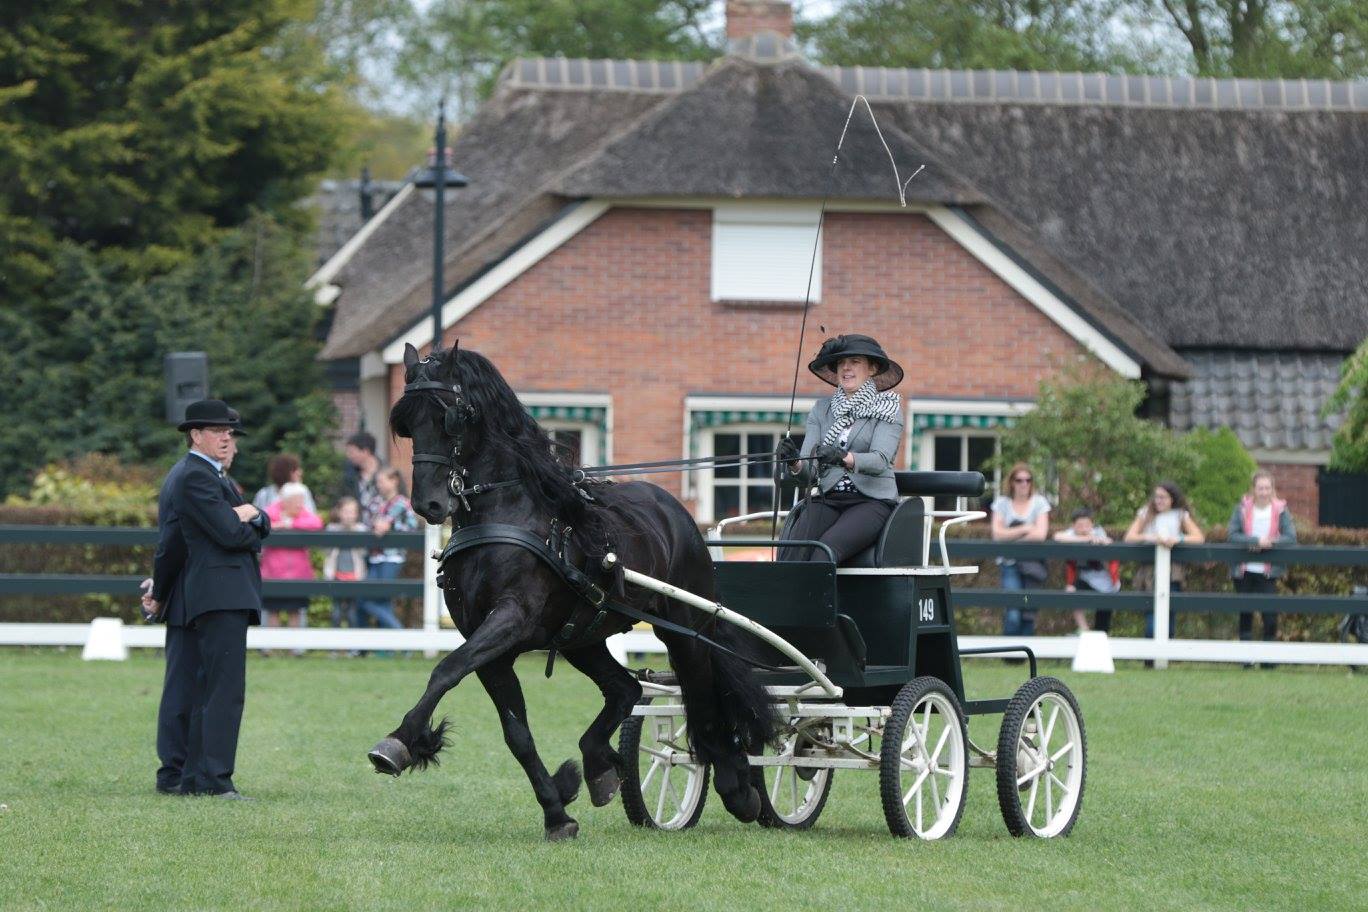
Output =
[{"x1": 313, "y1": 1, "x2": 1368, "y2": 525}]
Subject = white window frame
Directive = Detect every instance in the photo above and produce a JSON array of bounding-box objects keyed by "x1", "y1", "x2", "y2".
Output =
[
  {"x1": 695, "y1": 423, "x2": 795, "y2": 524},
  {"x1": 907, "y1": 398, "x2": 1035, "y2": 499},
  {"x1": 684, "y1": 395, "x2": 818, "y2": 523},
  {"x1": 711, "y1": 202, "x2": 822, "y2": 303},
  {"x1": 927, "y1": 431, "x2": 1003, "y2": 492},
  {"x1": 517, "y1": 392, "x2": 613, "y2": 466}
]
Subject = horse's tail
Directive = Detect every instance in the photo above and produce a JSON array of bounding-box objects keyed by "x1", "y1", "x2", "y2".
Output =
[{"x1": 707, "y1": 623, "x2": 781, "y2": 752}]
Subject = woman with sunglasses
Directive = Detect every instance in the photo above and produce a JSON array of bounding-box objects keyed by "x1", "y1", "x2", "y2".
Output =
[{"x1": 991, "y1": 463, "x2": 1052, "y2": 636}]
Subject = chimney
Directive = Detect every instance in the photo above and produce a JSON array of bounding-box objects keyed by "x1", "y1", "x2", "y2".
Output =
[{"x1": 725, "y1": 1, "x2": 793, "y2": 43}]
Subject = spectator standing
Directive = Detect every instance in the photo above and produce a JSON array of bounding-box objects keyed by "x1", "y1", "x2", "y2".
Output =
[
  {"x1": 991, "y1": 463, "x2": 1051, "y2": 636},
  {"x1": 1125, "y1": 481, "x2": 1205, "y2": 638},
  {"x1": 355, "y1": 468, "x2": 418, "y2": 632},
  {"x1": 253, "y1": 453, "x2": 317, "y2": 515},
  {"x1": 342, "y1": 432, "x2": 385, "y2": 521},
  {"x1": 1228, "y1": 471, "x2": 1296, "y2": 666},
  {"x1": 323, "y1": 496, "x2": 368, "y2": 630},
  {"x1": 260, "y1": 482, "x2": 323, "y2": 647},
  {"x1": 1054, "y1": 507, "x2": 1120, "y2": 632}
]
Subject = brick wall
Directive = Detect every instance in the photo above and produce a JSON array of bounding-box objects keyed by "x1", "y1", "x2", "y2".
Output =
[
  {"x1": 387, "y1": 206, "x2": 1091, "y2": 514},
  {"x1": 1260, "y1": 462, "x2": 1320, "y2": 526},
  {"x1": 331, "y1": 390, "x2": 361, "y2": 443}
]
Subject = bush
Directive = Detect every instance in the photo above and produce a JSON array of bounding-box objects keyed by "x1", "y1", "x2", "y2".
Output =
[
  {"x1": 1184, "y1": 427, "x2": 1257, "y2": 526},
  {"x1": 996, "y1": 361, "x2": 1199, "y2": 529}
]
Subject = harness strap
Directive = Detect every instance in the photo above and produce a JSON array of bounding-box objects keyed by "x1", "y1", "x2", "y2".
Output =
[{"x1": 438, "y1": 523, "x2": 785, "y2": 673}]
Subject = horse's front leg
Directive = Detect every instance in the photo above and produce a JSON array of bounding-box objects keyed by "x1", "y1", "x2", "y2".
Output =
[
  {"x1": 477, "y1": 658, "x2": 583, "y2": 840},
  {"x1": 367, "y1": 600, "x2": 531, "y2": 776}
]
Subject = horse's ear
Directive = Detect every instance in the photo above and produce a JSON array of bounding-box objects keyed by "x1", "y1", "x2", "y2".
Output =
[
  {"x1": 403, "y1": 343, "x2": 420, "y2": 370},
  {"x1": 438, "y1": 339, "x2": 462, "y2": 382}
]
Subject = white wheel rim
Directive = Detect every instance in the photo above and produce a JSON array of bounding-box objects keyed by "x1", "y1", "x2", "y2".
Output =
[
  {"x1": 756, "y1": 727, "x2": 830, "y2": 824},
  {"x1": 897, "y1": 692, "x2": 965, "y2": 839},
  {"x1": 636, "y1": 714, "x2": 707, "y2": 830},
  {"x1": 1014, "y1": 693, "x2": 1083, "y2": 837}
]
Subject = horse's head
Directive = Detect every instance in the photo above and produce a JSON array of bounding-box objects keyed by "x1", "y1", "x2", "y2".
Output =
[{"x1": 392, "y1": 342, "x2": 479, "y2": 523}]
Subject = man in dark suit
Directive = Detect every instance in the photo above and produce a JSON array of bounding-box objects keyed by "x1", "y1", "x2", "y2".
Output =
[{"x1": 144, "y1": 400, "x2": 269, "y2": 799}]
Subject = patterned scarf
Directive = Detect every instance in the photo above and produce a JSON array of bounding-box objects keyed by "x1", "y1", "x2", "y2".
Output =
[{"x1": 822, "y1": 380, "x2": 902, "y2": 446}]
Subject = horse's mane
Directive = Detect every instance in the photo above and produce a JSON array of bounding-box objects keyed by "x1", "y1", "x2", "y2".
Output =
[{"x1": 393, "y1": 347, "x2": 615, "y2": 545}]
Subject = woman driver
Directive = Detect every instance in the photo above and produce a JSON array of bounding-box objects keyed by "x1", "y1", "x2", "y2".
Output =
[{"x1": 777, "y1": 334, "x2": 905, "y2": 563}]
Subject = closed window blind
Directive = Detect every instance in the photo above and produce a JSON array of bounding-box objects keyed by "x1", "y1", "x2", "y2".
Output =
[{"x1": 711, "y1": 204, "x2": 822, "y2": 302}]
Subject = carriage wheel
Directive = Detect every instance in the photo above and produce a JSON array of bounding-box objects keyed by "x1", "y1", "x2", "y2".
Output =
[
  {"x1": 619, "y1": 699, "x2": 709, "y2": 830},
  {"x1": 879, "y1": 677, "x2": 968, "y2": 840},
  {"x1": 750, "y1": 724, "x2": 835, "y2": 830},
  {"x1": 995, "y1": 676, "x2": 1087, "y2": 838}
]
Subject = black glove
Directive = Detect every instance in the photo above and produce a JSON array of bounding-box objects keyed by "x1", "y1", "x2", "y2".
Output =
[
  {"x1": 811, "y1": 444, "x2": 847, "y2": 468},
  {"x1": 775, "y1": 437, "x2": 800, "y2": 462}
]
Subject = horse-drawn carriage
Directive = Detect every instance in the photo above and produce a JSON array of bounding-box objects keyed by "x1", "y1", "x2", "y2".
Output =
[
  {"x1": 617, "y1": 470, "x2": 1088, "y2": 839},
  {"x1": 372, "y1": 344, "x2": 1085, "y2": 842}
]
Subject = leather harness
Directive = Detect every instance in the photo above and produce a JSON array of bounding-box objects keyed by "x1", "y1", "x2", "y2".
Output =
[{"x1": 435, "y1": 521, "x2": 783, "y2": 676}]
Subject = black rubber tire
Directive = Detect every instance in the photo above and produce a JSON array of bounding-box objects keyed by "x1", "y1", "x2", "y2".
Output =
[
  {"x1": 879, "y1": 676, "x2": 969, "y2": 840},
  {"x1": 995, "y1": 676, "x2": 1087, "y2": 838},
  {"x1": 619, "y1": 706, "x2": 709, "y2": 830},
  {"x1": 751, "y1": 734, "x2": 834, "y2": 830}
]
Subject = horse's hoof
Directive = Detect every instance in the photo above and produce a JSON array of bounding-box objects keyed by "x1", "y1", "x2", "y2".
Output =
[
  {"x1": 545, "y1": 820, "x2": 580, "y2": 842},
  {"x1": 368, "y1": 738, "x2": 411, "y2": 777},
  {"x1": 725, "y1": 785, "x2": 761, "y2": 823},
  {"x1": 587, "y1": 769, "x2": 621, "y2": 807}
]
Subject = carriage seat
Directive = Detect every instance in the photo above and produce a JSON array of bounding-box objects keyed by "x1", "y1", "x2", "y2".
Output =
[{"x1": 787, "y1": 470, "x2": 987, "y2": 569}]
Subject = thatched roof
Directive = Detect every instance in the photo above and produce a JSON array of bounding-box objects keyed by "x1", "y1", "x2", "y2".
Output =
[
  {"x1": 321, "y1": 51, "x2": 1368, "y2": 368},
  {"x1": 876, "y1": 99, "x2": 1368, "y2": 351}
]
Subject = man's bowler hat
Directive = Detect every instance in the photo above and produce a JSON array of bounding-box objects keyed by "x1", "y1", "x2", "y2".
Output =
[{"x1": 178, "y1": 399, "x2": 246, "y2": 433}]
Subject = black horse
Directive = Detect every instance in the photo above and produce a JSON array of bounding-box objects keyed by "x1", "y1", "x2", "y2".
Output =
[{"x1": 366, "y1": 342, "x2": 776, "y2": 840}]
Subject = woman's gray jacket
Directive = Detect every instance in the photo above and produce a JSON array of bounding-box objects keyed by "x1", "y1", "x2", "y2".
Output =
[{"x1": 796, "y1": 398, "x2": 904, "y2": 502}]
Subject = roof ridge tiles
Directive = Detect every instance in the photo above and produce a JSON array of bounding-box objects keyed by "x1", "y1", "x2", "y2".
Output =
[{"x1": 504, "y1": 55, "x2": 1368, "y2": 112}]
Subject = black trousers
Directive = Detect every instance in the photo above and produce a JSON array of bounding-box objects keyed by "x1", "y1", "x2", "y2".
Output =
[
  {"x1": 1236, "y1": 572, "x2": 1278, "y2": 641},
  {"x1": 779, "y1": 491, "x2": 893, "y2": 564},
  {"x1": 155, "y1": 609, "x2": 251, "y2": 794}
]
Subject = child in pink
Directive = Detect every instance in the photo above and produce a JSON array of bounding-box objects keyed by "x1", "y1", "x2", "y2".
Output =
[{"x1": 260, "y1": 481, "x2": 323, "y2": 640}]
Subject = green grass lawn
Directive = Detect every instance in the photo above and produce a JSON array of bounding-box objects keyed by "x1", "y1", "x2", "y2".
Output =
[{"x1": 1, "y1": 650, "x2": 1365, "y2": 911}]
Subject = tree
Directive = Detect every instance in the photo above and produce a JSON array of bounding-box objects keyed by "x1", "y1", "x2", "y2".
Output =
[
  {"x1": 394, "y1": 0, "x2": 719, "y2": 116},
  {"x1": 0, "y1": 216, "x2": 337, "y2": 498},
  {"x1": 997, "y1": 362, "x2": 1199, "y2": 528},
  {"x1": 804, "y1": 0, "x2": 1159, "y2": 73},
  {"x1": 0, "y1": 0, "x2": 353, "y2": 302},
  {"x1": 1325, "y1": 337, "x2": 1368, "y2": 473},
  {"x1": 1147, "y1": 0, "x2": 1368, "y2": 77}
]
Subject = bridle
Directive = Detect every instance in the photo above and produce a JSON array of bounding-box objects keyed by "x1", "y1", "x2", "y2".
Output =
[{"x1": 402, "y1": 376, "x2": 485, "y2": 514}]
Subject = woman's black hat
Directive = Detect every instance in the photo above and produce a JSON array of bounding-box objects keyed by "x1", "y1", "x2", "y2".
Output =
[
  {"x1": 177, "y1": 399, "x2": 246, "y2": 433},
  {"x1": 808, "y1": 334, "x2": 904, "y2": 391}
]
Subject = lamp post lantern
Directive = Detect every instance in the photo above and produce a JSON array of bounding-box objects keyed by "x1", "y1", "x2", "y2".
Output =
[{"x1": 413, "y1": 100, "x2": 469, "y2": 351}]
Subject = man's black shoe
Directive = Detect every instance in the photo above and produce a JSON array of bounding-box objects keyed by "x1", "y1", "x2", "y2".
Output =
[
  {"x1": 156, "y1": 785, "x2": 189, "y2": 796},
  {"x1": 211, "y1": 790, "x2": 254, "y2": 801}
]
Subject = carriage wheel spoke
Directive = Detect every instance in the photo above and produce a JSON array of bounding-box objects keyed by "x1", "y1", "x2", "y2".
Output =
[
  {"x1": 790, "y1": 767, "x2": 800, "y2": 811},
  {"x1": 655, "y1": 771, "x2": 670, "y2": 820},
  {"x1": 1049, "y1": 770, "x2": 1070, "y2": 796},
  {"x1": 641, "y1": 757, "x2": 663, "y2": 792},
  {"x1": 1042, "y1": 703, "x2": 1060, "y2": 743},
  {"x1": 928, "y1": 725, "x2": 951, "y2": 768},
  {"x1": 1050, "y1": 741, "x2": 1074, "y2": 763},
  {"x1": 1044, "y1": 765, "x2": 1054, "y2": 821},
  {"x1": 1016, "y1": 764, "x2": 1042, "y2": 788},
  {"x1": 1025, "y1": 775, "x2": 1040, "y2": 821},
  {"x1": 902, "y1": 766, "x2": 931, "y2": 806},
  {"x1": 665, "y1": 769, "x2": 683, "y2": 813},
  {"x1": 769, "y1": 767, "x2": 783, "y2": 804},
  {"x1": 929, "y1": 762, "x2": 942, "y2": 808},
  {"x1": 915, "y1": 782, "x2": 924, "y2": 832}
]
